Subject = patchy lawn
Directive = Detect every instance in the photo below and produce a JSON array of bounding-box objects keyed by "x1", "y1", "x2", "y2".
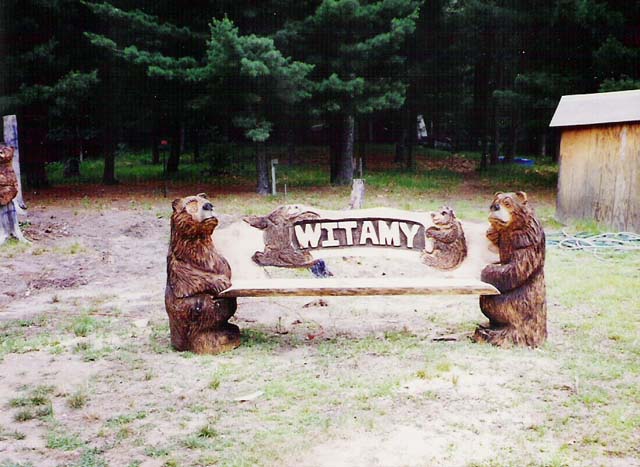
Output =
[{"x1": 0, "y1": 179, "x2": 638, "y2": 467}]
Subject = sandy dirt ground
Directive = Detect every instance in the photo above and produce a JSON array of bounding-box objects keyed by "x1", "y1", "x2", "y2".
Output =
[{"x1": 0, "y1": 200, "x2": 637, "y2": 467}]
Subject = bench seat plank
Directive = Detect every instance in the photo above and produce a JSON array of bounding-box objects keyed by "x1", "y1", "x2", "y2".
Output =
[{"x1": 219, "y1": 277, "x2": 499, "y2": 298}]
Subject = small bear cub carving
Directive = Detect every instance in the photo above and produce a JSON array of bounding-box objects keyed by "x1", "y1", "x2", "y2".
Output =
[
  {"x1": 421, "y1": 206, "x2": 467, "y2": 270},
  {"x1": 165, "y1": 193, "x2": 240, "y2": 354}
]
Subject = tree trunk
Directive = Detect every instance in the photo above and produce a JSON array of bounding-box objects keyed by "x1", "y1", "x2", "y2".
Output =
[
  {"x1": 394, "y1": 111, "x2": 405, "y2": 164},
  {"x1": 335, "y1": 114, "x2": 355, "y2": 186},
  {"x1": 102, "y1": 147, "x2": 117, "y2": 185},
  {"x1": 508, "y1": 125, "x2": 519, "y2": 163},
  {"x1": 405, "y1": 137, "x2": 416, "y2": 172},
  {"x1": 3, "y1": 115, "x2": 28, "y2": 207},
  {"x1": 152, "y1": 128, "x2": 160, "y2": 164},
  {"x1": 256, "y1": 142, "x2": 270, "y2": 195},
  {"x1": 540, "y1": 132, "x2": 547, "y2": 158},
  {"x1": 0, "y1": 203, "x2": 28, "y2": 245},
  {"x1": 357, "y1": 118, "x2": 366, "y2": 175},
  {"x1": 491, "y1": 104, "x2": 501, "y2": 164},
  {"x1": 329, "y1": 116, "x2": 340, "y2": 184},
  {"x1": 102, "y1": 125, "x2": 118, "y2": 185},
  {"x1": 193, "y1": 128, "x2": 200, "y2": 163},
  {"x1": 479, "y1": 151, "x2": 489, "y2": 171},
  {"x1": 287, "y1": 128, "x2": 296, "y2": 166},
  {"x1": 167, "y1": 124, "x2": 181, "y2": 174},
  {"x1": 403, "y1": 109, "x2": 416, "y2": 171}
]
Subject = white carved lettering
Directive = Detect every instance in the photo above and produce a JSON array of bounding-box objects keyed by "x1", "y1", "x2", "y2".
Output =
[
  {"x1": 294, "y1": 223, "x2": 322, "y2": 248},
  {"x1": 399, "y1": 222, "x2": 421, "y2": 248},
  {"x1": 378, "y1": 221, "x2": 401, "y2": 246},
  {"x1": 359, "y1": 220, "x2": 379, "y2": 245},
  {"x1": 337, "y1": 221, "x2": 358, "y2": 245},
  {"x1": 321, "y1": 222, "x2": 340, "y2": 247}
]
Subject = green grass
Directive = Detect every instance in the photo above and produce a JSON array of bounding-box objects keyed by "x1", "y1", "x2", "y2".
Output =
[
  {"x1": 69, "y1": 314, "x2": 99, "y2": 337},
  {"x1": 44, "y1": 144, "x2": 558, "y2": 195},
  {"x1": 67, "y1": 390, "x2": 88, "y2": 409},
  {"x1": 367, "y1": 169, "x2": 463, "y2": 193},
  {"x1": 70, "y1": 449, "x2": 108, "y2": 467},
  {"x1": 46, "y1": 430, "x2": 85, "y2": 450},
  {"x1": 10, "y1": 155, "x2": 640, "y2": 466},
  {"x1": 9, "y1": 385, "x2": 55, "y2": 408},
  {"x1": 478, "y1": 159, "x2": 559, "y2": 191}
]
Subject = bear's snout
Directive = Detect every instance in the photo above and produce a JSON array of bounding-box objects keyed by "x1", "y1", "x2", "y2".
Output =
[{"x1": 202, "y1": 202, "x2": 214, "y2": 211}]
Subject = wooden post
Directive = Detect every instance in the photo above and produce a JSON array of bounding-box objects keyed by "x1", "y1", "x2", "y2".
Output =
[
  {"x1": 3, "y1": 115, "x2": 26, "y2": 214},
  {"x1": 348, "y1": 179, "x2": 365, "y2": 209},
  {"x1": 270, "y1": 158, "x2": 278, "y2": 196}
]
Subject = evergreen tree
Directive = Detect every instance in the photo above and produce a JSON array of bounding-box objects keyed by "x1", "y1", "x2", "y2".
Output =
[
  {"x1": 278, "y1": 0, "x2": 420, "y2": 185},
  {"x1": 203, "y1": 18, "x2": 313, "y2": 194},
  {"x1": 82, "y1": 0, "x2": 205, "y2": 180},
  {"x1": 0, "y1": 0, "x2": 97, "y2": 187}
]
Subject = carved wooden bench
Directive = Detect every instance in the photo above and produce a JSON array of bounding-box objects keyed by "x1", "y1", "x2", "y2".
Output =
[
  {"x1": 166, "y1": 192, "x2": 548, "y2": 354},
  {"x1": 215, "y1": 205, "x2": 500, "y2": 299}
]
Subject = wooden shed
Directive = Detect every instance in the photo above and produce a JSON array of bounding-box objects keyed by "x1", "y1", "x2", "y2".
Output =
[{"x1": 549, "y1": 89, "x2": 640, "y2": 232}]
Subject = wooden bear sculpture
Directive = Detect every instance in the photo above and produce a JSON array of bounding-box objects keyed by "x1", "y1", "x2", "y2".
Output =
[
  {"x1": 244, "y1": 205, "x2": 320, "y2": 268},
  {"x1": 165, "y1": 194, "x2": 240, "y2": 354},
  {"x1": 474, "y1": 192, "x2": 547, "y2": 347},
  {"x1": 0, "y1": 144, "x2": 28, "y2": 245},
  {"x1": 421, "y1": 206, "x2": 467, "y2": 270},
  {"x1": 0, "y1": 145, "x2": 18, "y2": 206}
]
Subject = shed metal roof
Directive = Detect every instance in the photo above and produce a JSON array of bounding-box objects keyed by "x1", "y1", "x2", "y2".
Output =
[{"x1": 549, "y1": 89, "x2": 640, "y2": 127}]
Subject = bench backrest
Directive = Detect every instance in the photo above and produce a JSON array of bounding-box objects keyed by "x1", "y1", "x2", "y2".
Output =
[{"x1": 215, "y1": 205, "x2": 498, "y2": 282}]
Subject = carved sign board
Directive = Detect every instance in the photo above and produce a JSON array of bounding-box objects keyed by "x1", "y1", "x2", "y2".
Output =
[
  {"x1": 292, "y1": 218, "x2": 426, "y2": 251},
  {"x1": 215, "y1": 205, "x2": 499, "y2": 281},
  {"x1": 236, "y1": 205, "x2": 482, "y2": 272}
]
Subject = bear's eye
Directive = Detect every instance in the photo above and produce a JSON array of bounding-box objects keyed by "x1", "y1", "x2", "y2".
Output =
[
  {"x1": 185, "y1": 200, "x2": 199, "y2": 214},
  {"x1": 503, "y1": 199, "x2": 512, "y2": 208},
  {"x1": 441, "y1": 211, "x2": 447, "y2": 215}
]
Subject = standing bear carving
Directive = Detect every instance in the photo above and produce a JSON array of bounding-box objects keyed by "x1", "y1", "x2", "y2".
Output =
[
  {"x1": 474, "y1": 191, "x2": 547, "y2": 347},
  {"x1": 165, "y1": 194, "x2": 240, "y2": 354},
  {"x1": 421, "y1": 206, "x2": 467, "y2": 270}
]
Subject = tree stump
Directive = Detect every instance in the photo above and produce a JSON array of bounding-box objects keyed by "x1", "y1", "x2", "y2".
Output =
[{"x1": 348, "y1": 178, "x2": 366, "y2": 209}]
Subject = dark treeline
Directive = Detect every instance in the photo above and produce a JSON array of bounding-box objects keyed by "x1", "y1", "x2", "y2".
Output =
[{"x1": 1, "y1": 0, "x2": 639, "y2": 193}]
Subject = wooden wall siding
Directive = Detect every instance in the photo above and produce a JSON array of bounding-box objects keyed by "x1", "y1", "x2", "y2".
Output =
[{"x1": 557, "y1": 123, "x2": 640, "y2": 232}]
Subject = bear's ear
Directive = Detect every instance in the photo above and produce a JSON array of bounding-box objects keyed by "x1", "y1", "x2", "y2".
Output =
[
  {"x1": 515, "y1": 191, "x2": 528, "y2": 204},
  {"x1": 197, "y1": 193, "x2": 209, "y2": 200},
  {"x1": 493, "y1": 191, "x2": 503, "y2": 198},
  {"x1": 243, "y1": 215, "x2": 268, "y2": 229},
  {"x1": 172, "y1": 198, "x2": 183, "y2": 212}
]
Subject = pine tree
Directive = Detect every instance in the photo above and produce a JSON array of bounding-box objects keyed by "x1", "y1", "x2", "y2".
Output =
[
  {"x1": 0, "y1": 0, "x2": 98, "y2": 187},
  {"x1": 203, "y1": 18, "x2": 313, "y2": 194},
  {"x1": 278, "y1": 0, "x2": 420, "y2": 185},
  {"x1": 82, "y1": 0, "x2": 205, "y2": 180}
]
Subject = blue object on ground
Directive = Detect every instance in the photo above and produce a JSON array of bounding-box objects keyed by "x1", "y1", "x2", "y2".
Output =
[
  {"x1": 310, "y1": 259, "x2": 333, "y2": 278},
  {"x1": 497, "y1": 156, "x2": 535, "y2": 166}
]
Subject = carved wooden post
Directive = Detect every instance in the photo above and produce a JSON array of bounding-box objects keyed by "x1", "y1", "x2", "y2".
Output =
[
  {"x1": 473, "y1": 192, "x2": 547, "y2": 347},
  {"x1": 348, "y1": 178, "x2": 365, "y2": 209},
  {"x1": 3, "y1": 116, "x2": 26, "y2": 213}
]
